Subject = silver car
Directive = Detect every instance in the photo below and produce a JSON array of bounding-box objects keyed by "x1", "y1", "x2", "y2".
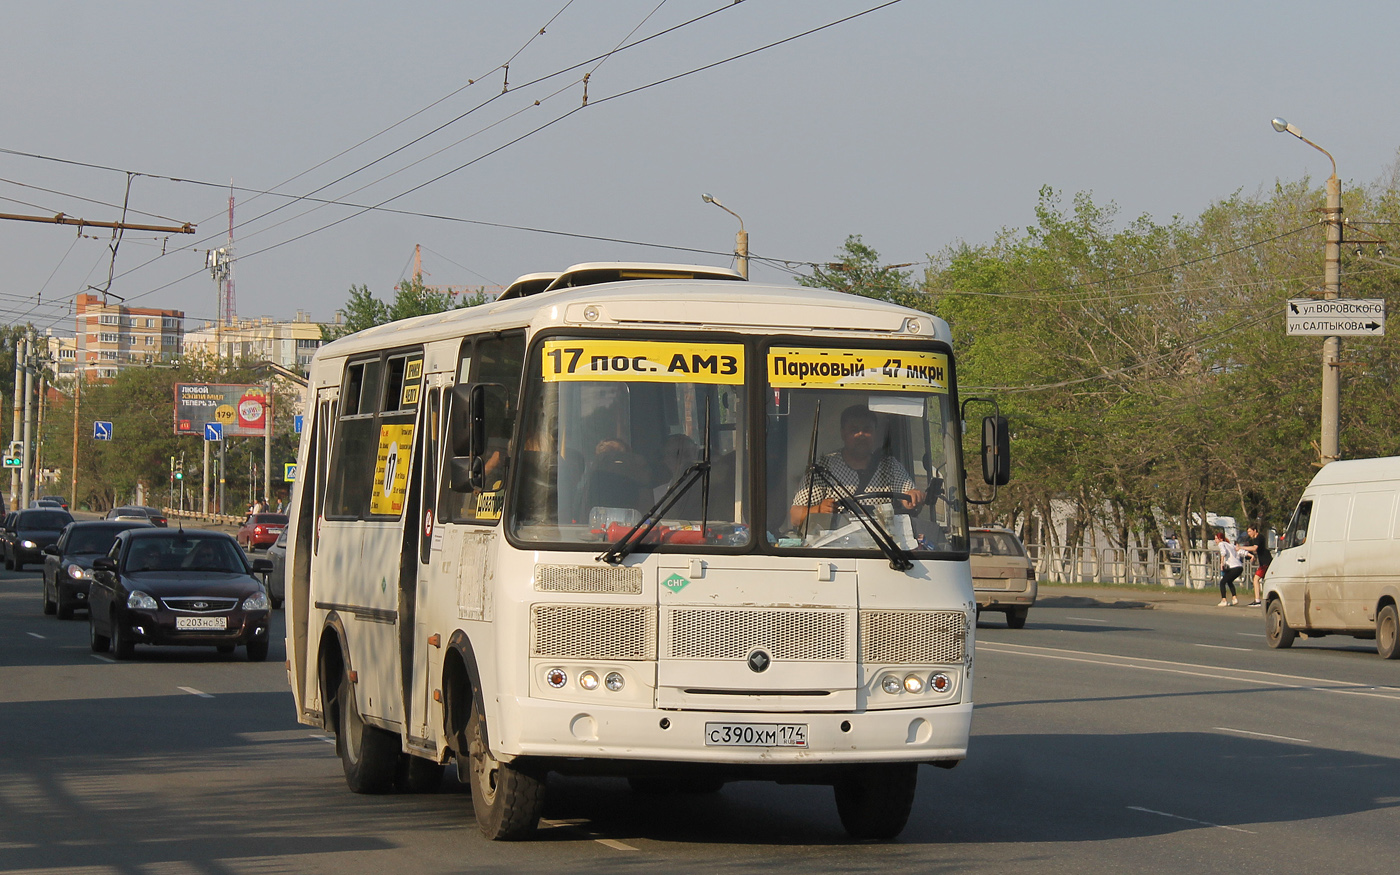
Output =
[{"x1": 970, "y1": 527, "x2": 1037, "y2": 628}]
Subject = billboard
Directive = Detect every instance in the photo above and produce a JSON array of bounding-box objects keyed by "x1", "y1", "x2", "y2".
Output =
[{"x1": 174, "y1": 383, "x2": 270, "y2": 437}]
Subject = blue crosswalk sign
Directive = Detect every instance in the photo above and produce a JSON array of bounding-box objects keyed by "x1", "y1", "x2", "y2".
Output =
[
  {"x1": 94, "y1": 421, "x2": 113, "y2": 441},
  {"x1": 204, "y1": 422, "x2": 223, "y2": 442}
]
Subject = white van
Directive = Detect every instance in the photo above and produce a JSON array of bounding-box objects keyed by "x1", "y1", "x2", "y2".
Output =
[{"x1": 1264, "y1": 456, "x2": 1400, "y2": 659}]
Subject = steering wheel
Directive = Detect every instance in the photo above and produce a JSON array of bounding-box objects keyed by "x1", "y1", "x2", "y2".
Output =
[{"x1": 834, "y1": 491, "x2": 911, "y2": 511}]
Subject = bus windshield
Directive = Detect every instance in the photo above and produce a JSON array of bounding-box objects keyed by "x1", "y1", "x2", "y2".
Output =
[
  {"x1": 509, "y1": 335, "x2": 749, "y2": 548},
  {"x1": 764, "y1": 344, "x2": 967, "y2": 555}
]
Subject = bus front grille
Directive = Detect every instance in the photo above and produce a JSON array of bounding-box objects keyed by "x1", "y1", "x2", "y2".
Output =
[
  {"x1": 860, "y1": 610, "x2": 966, "y2": 664},
  {"x1": 531, "y1": 605, "x2": 657, "y2": 660},
  {"x1": 664, "y1": 608, "x2": 849, "y2": 661},
  {"x1": 534, "y1": 564, "x2": 643, "y2": 595}
]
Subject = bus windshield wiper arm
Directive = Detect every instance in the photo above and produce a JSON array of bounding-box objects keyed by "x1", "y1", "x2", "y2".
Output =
[
  {"x1": 597, "y1": 460, "x2": 711, "y2": 565},
  {"x1": 807, "y1": 462, "x2": 914, "y2": 571}
]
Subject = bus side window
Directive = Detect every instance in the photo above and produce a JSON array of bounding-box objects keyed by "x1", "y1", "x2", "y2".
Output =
[{"x1": 439, "y1": 332, "x2": 525, "y2": 525}]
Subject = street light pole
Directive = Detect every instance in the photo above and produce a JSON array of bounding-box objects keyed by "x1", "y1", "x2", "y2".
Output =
[
  {"x1": 702, "y1": 193, "x2": 749, "y2": 279},
  {"x1": 1272, "y1": 117, "x2": 1342, "y2": 465}
]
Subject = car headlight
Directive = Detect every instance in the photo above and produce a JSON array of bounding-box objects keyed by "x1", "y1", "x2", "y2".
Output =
[
  {"x1": 20, "y1": 540, "x2": 37, "y2": 549},
  {"x1": 127, "y1": 591, "x2": 158, "y2": 610},
  {"x1": 241, "y1": 591, "x2": 271, "y2": 611},
  {"x1": 66, "y1": 564, "x2": 90, "y2": 580}
]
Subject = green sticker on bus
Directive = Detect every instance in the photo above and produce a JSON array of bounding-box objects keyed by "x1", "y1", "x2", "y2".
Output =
[{"x1": 662, "y1": 573, "x2": 690, "y2": 593}]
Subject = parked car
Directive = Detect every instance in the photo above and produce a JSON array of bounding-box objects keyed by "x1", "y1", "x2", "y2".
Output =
[
  {"x1": 0, "y1": 512, "x2": 16, "y2": 560},
  {"x1": 106, "y1": 506, "x2": 168, "y2": 527},
  {"x1": 42, "y1": 520, "x2": 154, "y2": 618},
  {"x1": 237, "y1": 513, "x2": 288, "y2": 550},
  {"x1": 4, "y1": 508, "x2": 75, "y2": 571},
  {"x1": 970, "y1": 526, "x2": 1037, "y2": 628},
  {"x1": 265, "y1": 529, "x2": 287, "y2": 608},
  {"x1": 39, "y1": 495, "x2": 70, "y2": 511},
  {"x1": 30, "y1": 499, "x2": 64, "y2": 509},
  {"x1": 87, "y1": 528, "x2": 273, "y2": 661}
]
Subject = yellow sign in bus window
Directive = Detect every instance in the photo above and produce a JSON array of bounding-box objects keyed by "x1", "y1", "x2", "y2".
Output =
[
  {"x1": 371, "y1": 423, "x2": 415, "y2": 515},
  {"x1": 541, "y1": 339, "x2": 744, "y2": 384},
  {"x1": 767, "y1": 347, "x2": 948, "y2": 393}
]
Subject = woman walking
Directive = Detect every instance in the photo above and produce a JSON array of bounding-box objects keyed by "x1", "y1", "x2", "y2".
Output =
[{"x1": 1215, "y1": 531, "x2": 1243, "y2": 606}]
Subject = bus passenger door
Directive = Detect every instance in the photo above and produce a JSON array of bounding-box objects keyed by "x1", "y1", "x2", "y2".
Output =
[{"x1": 407, "y1": 384, "x2": 446, "y2": 750}]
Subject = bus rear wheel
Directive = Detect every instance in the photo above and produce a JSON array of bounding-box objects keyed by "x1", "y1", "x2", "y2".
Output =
[
  {"x1": 1377, "y1": 605, "x2": 1399, "y2": 660},
  {"x1": 833, "y1": 763, "x2": 917, "y2": 841},
  {"x1": 466, "y1": 703, "x2": 545, "y2": 840},
  {"x1": 336, "y1": 673, "x2": 397, "y2": 794}
]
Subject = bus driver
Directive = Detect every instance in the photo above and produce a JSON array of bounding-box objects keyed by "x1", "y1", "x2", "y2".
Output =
[{"x1": 790, "y1": 404, "x2": 925, "y2": 529}]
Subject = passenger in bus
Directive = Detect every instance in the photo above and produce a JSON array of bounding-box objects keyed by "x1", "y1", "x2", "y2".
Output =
[
  {"x1": 652, "y1": 433, "x2": 702, "y2": 518},
  {"x1": 790, "y1": 405, "x2": 925, "y2": 529},
  {"x1": 576, "y1": 438, "x2": 651, "y2": 521}
]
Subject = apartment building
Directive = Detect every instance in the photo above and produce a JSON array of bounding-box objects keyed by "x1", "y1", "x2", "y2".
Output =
[{"x1": 74, "y1": 293, "x2": 184, "y2": 379}]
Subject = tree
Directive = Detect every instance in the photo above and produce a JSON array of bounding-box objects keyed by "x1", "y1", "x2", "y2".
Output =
[
  {"x1": 322, "y1": 276, "x2": 489, "y2": 342},
  {"x1": 799, "y1": 235, "x2": 918, "y2": 306}
]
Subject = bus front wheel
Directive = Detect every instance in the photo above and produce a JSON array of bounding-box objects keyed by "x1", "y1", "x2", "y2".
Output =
[
  {"x1": 833, "y1": 763, "x2": 917, "y2": 840},
  {"x1": 466, "y1": 702, "x2": 545, "y2": 840},
  {"x1": 336, "y1": 673, "x2": 397, "y2": 794}
]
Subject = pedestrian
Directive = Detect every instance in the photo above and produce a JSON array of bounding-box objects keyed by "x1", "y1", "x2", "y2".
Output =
[
  {"x1": 1214, "y1": 530, "x2": 1243, "y2": 606},
  {"x1": 1237, "y1": 523, "x2": 1272, "y2": 607}
]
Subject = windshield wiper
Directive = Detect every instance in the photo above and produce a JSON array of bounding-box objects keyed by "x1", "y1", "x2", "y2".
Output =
[
  {"x1": 596, "y1": 459, "x2": 710, "y2": 565},
  {"x1": 598, "y1": 406, "x2": 714, "y2": 566},
  {"x1": 805, "y1": 461, "x2": 914, "y2": 572}
]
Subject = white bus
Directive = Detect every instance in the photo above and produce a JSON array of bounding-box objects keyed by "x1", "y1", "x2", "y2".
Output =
[{"x1": 285, "y1": 262, "x2": 1009, "y2": 840}]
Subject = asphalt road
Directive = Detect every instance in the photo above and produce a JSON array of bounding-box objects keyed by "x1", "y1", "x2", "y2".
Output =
[{"x1": 1, "y1": 571, "x2": 1397, "y2": 875}]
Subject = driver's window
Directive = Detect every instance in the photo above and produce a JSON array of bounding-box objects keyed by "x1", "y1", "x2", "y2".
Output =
[{"x1": 1284, "y1": 501, "x2": 1312, "y2": 549}]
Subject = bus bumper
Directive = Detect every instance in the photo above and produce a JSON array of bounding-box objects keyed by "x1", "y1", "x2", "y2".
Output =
[{"x1": 499, "y1": 698, "x2": 972, "y2": 765}]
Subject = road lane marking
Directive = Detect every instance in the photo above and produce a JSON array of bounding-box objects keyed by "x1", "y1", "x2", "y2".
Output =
[
  {"x1": 1193, "y1": 643, "x2": 1252, "y2": 652},
  {"x1": 1214, "y1": 726, "x2": 1310, "y2": 743},
  {"x1": 595, "y1": 838, "x2": 639, "y2": 851},
  {"x1": 1128, "y1": 805, "x2": 1255, "y2": 834},
  {"x1": 308, "y1": 734, "x2": 337, "y2": 745},
  {"x1": 978, "y1": 641, "x2": 1400, "y2": 702},
  {"x1": 1237, "y1": 633, "x2": 1266, "y2": 637},
  {"x1": 178, "y1": 686, "x2": 214, "y2": 698},
  {"x1": 89, "y1": 654, "x2": 113, "y2": 663},
  {"x1": 1065, "y1": 616, "x2": 1109, "y2": 623},
  {"x1": 26, "y1": 632, "x2": 44, "y2": 639}
]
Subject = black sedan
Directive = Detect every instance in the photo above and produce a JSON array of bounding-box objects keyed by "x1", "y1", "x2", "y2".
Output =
[
  {"x1": 4, "y1": 508, "x2": 75, "y2": 571},
  {"x1": 88, "y1": 529, "x2": 274, "y2": 661},
  {"x1": 42, "y1": 520, "x2": 154, "y2": 619}
]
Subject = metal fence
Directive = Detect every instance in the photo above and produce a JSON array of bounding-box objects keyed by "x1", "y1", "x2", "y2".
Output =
[{"x1": 1025, "y1": 544, "x2": 1255, "y2": 589}]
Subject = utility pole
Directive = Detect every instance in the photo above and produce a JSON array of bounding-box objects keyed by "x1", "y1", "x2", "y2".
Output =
[
  {"x1": 10, "y1": 336, "x2": 23, "y2": 510},
  {"x1": 71, "y1": 376, "x2": 80, "y2": 511},
  {"x1": 1273, "y1": 118, "x2": 1342, "y2": 465},
  {"x1": 702, "y1": 193, "x2": 749, "y2": 279},
  {"x1": 21, "y1": 335, "x2": 34, "y2": 508}
]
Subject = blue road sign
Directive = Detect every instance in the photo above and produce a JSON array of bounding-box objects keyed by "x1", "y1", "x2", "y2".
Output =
[
  {"x1": 284, "y1": 463, "x2": 297, "y2": 482},
  {"x1": 94, "y1": 421, "x2": 113, "y2": 441},
  {"x1": 204, "y1": 422, "x2": 223, "y2": 442},
  {"x1": 294, "y1": 414, "x2": 303, "y2": 434}
]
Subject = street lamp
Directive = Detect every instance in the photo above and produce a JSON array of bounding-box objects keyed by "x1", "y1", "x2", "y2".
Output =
[
  {"x1": 701, "y1": 193, "x2": 749, "y2": 279},
  {"x1": 1272, "y1": 117, "x2": 1343, "y2": 465}
]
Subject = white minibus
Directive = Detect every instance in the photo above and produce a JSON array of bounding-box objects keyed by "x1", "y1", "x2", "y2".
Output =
[{"x1": 284, "y1": 262, "x2": 1009, "y2": 839}]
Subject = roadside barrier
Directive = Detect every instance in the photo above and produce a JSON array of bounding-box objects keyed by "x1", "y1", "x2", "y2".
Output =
[{"x1": 1026, "y1": 544, "x2": 1257, "y2": 589}]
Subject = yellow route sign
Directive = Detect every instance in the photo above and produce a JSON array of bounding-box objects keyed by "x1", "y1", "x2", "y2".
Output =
[
  {"x1": 767, "y1": 347, "x2": 948, "y2": 393},
  {"x1": 542, "y1": 339, "x2": 744, "y2": 384},
  {"x1": 371, "y1": 424, "x2": 415, "y2": 515}
]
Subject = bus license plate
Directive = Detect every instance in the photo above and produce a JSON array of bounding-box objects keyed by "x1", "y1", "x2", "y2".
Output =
[
  {"x1": 704, "y1": 722, "x2": 808, "y2": 747},
  {"x1": 176, "y1": 616, "x2": 227, "y2": 630}
]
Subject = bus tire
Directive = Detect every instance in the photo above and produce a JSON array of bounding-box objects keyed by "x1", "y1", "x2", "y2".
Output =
[
  {"x1": 336, "y1": 673, "x2": 397, "y2": 794},
  {"x1": 1006, "y1": 608, "x2": 1028, "y2": 629},
  {"x1": 1377, "y1": 604, "x2": 1399, "y2": 660},
  {"x1": 466, "y1": 702, "x2": 545, "y2": 840},
  {"x1": 394, "y1": 753, "x2": 444, "y2": 793},
  {"x1": 833, "y1": 763, "x2": 917, "y2": 841},
  {"x1": 1266, "y1": 600, "x2": 1295, "y2": 649}
]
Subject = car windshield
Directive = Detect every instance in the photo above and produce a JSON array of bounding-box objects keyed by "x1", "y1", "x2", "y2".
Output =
[
  {"x1": 765, "y1": 344, "x2": 967, "y2": 556},
  {"x1": 125, "y1": 537, "x2": 246, "y2": 573},
  {"x1": 971, "y1": 531, "x2": 1024, "y2": 556},
  {"x1": 22, "y1": 511, "x2": 73, "y2": 530},
  {"x1": 68, "y1": 528, "x2": 128, "y2": 554},
  {"x1": 507, "y1": 335, "x2": 749, "y2": 548}
]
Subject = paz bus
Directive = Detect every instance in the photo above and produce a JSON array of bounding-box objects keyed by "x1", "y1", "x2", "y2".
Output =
[{"x1": 284, "y1": 262, "x2": 1010, "y2": 840}]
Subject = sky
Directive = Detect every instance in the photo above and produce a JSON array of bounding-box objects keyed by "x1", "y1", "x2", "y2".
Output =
[{"x1": 4, "y1": 0, "x2": 1400, "y2": 335}]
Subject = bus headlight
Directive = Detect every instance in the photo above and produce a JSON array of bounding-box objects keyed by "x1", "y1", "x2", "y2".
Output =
[
  {"x1": 929, "y1": 672, "x2": 952, "y2": 693},
  {"x1": 545, "y1": 668, "x2": 567, "y2": 689},
  {"x1": 880, "y1": 675, "x2": 902, "y2": 695},
  {"x1": 903, "y1": 674, "x2": 925, "y2": 694},
  {"x1": 604, "y1": 671, "x2": 625, "y2": 692},
  {"x1": 578, "y1": 671, "x2": 600, "y2": 691}
]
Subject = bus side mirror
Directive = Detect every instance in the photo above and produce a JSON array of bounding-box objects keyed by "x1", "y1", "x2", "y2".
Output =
[
  {"x1": 449, "y1": 455, "x2": 485, "y2": 492},
  {"x1": 981, "y1": 415, "x2": 1011, "y2": 486},
  {"x1": 449, "y1": 384, "x2": 478, "y2": 457}
]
